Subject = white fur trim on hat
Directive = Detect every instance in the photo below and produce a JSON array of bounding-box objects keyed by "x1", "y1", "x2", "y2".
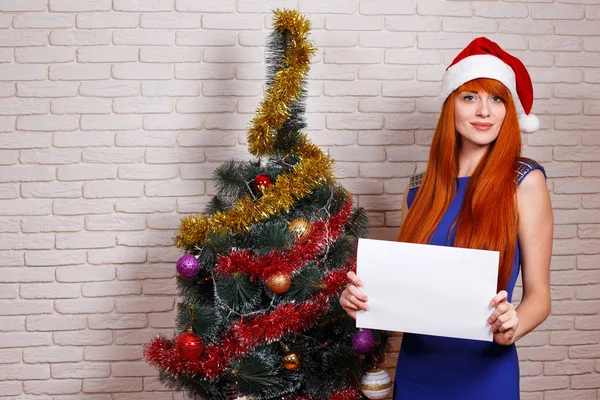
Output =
[
  {"x1": 440, "y1": 55, "x2": 522, "y2": 111},
  {"x1": 518, "y1": 113, "x2": 540, "y2": 134},
  {"x1": 440, "y1": 54, "x2": 540, "y2": 133}
]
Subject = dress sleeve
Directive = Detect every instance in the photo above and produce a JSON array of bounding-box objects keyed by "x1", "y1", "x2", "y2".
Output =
[
  {"x1": 516, "y1": 158, "x2": 546, "y2": 186},
  {"x1": 406, "y1": 172, "x2": 424, "y2": 209}
]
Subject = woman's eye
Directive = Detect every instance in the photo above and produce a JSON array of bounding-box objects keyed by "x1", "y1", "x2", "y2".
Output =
[
  {"x1": 463, "y1": 95, "x2": 475, "y2": 101},
  {"x1": 492, "y1": 96, "x2": 504, "y2": 103}
]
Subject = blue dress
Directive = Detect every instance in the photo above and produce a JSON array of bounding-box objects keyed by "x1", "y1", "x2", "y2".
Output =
[{"x1": 393, "y1": 158, "x2": 545, "y2": 400}]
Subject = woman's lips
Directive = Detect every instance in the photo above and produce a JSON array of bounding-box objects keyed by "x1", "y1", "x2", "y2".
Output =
[{"x1": 471, "y1": 122, "x2": 493, "y2": 131}]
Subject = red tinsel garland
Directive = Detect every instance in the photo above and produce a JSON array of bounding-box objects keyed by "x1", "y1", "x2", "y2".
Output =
[
  {"x1": 330, "y1": 387, "x2": 363, "y2": 400},
  {"x1": 283, "y1": 385, "x2": 363, "y2": 400},
  {"x1": 144, "y1": 260, "x2": 354, "y2": 380},
  {"x1": 215, "y1": 199, "x2": 353, "y2": 280}
]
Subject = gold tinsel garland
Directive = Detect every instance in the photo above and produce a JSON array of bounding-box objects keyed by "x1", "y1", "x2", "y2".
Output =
[
  {"x1": 176, "y1": 9, "x2": 334, "y2": 249},
  {"x1": 247, "y1": 8, "x2": 315, "y2": 157},
  {"x1": 176, "y1": 140, "x2": 333, "y2": 248}
]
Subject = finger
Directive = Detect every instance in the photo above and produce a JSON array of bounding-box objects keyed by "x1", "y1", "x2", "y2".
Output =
[
  {"x1": 346, "y1": 271, "x2": 362, "y2": 287},
  {"x1": 349, "y1": 294, "x2": 369, "y2": 311},
  {"x1": 339, "y1": 297, "x2": 357, "y2": 313},
  {"x1": 339, "y1": 287, "x2": 350, "y2": 304},
  {"x1": 342, "y1": 284, "x2": 365, "y2": 303},
  {"x1": 487, "y1": 302, "x2": 512, "y2": 324},
  {"x1": 348, "y1": 284, "x2": 368, "y2": 302},
  {"x1": 491, "y1": 311, "x2": 514, "y2": 332},
  {"x1": 493, "y1": 302, "x2": 512, "y2": 319},
  {"x1": 490, "y1": 290, "x2": 508, "y2": 307},
  {"x1": 342, "y1": 296, "x2": 361, "y2": 311},
  {"x1": 499, "y1": 317, "x2": 519, "y2": 333},
  {"x1": 487, "y1": 308, "x2": 503, "y2": 325},
  {"x1": 493, "y1": 331, "x2": 512, "y2": 346},
  {"x1": 491, "y1": 308, "x2": 516, "y2": 331},
  {"x1": 489, "y1": 308, "x2": 511, "y2": 327},
  {"x1": 343, "y1": 292, "x2": 368, "y2": 311},
  {"x1": 344, "y1": 300, "x2": 360, "y2": 311},
  {"x1": 494, "y1": 328, "x2": 516, "y2": 345}
]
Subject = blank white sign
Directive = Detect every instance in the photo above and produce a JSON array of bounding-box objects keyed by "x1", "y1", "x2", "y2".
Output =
[{"x1": 355, "y1": 238, "x2": 499, "y2": 342}]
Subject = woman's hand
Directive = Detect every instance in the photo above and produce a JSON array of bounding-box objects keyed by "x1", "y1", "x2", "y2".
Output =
[
  {"x1": 488, "y1": 290, "x2": 519, "y2": 346},
  {"x1": 339, "y1": 271, "x2": 369, "y2": 320}
]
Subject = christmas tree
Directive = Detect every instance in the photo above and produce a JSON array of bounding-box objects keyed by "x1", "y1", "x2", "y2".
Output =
[{"x1": 144, "y1": 9, "x2": 392, "y2": 400}]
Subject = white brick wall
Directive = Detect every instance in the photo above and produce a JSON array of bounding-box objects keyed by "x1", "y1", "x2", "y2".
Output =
[{"x1": 0, "y1": 0, "x2": 599, "y2": 398}]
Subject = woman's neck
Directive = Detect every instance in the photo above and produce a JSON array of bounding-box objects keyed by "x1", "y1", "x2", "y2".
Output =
[{"x1": 457, "y1": 143, "x2": 489, "y2": 177}]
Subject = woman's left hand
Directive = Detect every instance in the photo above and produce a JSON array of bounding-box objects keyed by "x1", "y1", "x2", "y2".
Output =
[{"x1": 488, "y1": 290, "x2": 519, "y2": 346}]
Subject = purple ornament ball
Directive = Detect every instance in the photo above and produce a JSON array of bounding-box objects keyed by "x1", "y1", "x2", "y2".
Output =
[
  {"x1": 352, "y1": 329, "x2": 376, "y2": 354},
  {"x1": 176, "y1": 254, "x2": 200, "y2": 278}
]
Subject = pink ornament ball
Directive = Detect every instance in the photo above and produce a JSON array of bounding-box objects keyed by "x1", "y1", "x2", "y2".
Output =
[
  {"x1": 352, "y1": 329, "x2": 376, "y2": 354},
  {"x1": 176, "y1": 254, "x2": 200, "y2": 278}
]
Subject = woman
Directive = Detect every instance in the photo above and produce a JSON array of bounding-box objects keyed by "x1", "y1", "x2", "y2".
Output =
[{"x1": 340, "y1": 38, "x2": 553, "y2": 399}]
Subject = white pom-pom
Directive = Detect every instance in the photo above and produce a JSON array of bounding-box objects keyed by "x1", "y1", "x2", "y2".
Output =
[{"x1": 519, "y1": 113, "x2": 540, "y2": 134}]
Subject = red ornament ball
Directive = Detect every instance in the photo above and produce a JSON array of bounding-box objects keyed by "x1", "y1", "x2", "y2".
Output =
[
  {"x1": 176, "y1": 330, "x2": 204, "y2": 360},
  {"x1": 254, "y1": 174, "x2": 272, "y2": 193}
]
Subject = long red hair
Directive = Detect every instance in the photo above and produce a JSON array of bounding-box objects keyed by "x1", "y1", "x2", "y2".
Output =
[{"x1": 397, "y1": 78, "x2": 522, "y2": 291}]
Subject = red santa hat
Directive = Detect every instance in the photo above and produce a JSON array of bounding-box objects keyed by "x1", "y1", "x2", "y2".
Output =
[{"x1": 440, "y1": 37, "x2": 539, "y2": 134}]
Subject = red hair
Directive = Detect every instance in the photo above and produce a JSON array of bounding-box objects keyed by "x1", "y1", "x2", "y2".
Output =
[{"x1": 397, "y1": 78, "x2": 522, "y2": 291}]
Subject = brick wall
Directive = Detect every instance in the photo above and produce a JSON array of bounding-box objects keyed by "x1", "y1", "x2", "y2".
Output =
[{"x1": 0, "y1": 0, "x2": 599, "y2": 399}]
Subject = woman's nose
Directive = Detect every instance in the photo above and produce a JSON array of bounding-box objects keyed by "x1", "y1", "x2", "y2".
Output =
[{"x1": 476, "y1": 100, "x2": 490, "y2": 117}]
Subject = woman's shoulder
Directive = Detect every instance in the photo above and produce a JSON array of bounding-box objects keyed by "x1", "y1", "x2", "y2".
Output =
[{"x1": 516, "y1": 157, "x2": 546, "y2": 186}]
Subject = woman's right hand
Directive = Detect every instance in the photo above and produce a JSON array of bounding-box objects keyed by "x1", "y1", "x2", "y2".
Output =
[{"x1": 339, "y1": 271, "x2": 369, "y2": 320}]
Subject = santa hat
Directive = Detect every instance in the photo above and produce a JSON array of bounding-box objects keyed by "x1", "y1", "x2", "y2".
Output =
[{"x1": 440, "y1": 37, "x2": 539, "y2": 134}]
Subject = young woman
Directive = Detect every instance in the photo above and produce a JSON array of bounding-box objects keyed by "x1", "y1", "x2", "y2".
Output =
[{"x1": 340, "y1": 38, "x2": 553, "y2": 399}]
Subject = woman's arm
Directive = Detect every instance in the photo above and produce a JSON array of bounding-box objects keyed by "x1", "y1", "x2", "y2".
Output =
[
  {"x1": 512, "y1": 168, "x2": 553, "y2": 341},
  {"x1": 491, "y1": 169, "x2": 553, "y2": 344},
  {"x1": 400, "y1": 183, "x2": 410, "y2": 226}
]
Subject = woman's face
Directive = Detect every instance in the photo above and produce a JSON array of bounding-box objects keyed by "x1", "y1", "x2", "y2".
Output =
[{"x1": 454, "y1": 90, "x2": 506, "y2": 148}]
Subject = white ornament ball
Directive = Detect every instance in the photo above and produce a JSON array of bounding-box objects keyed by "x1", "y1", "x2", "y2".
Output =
[
  {"x1": 227, "y1": 395, "x2": 251, "y2": 400},
  {"x1": 360, "y1": 368, "x2": 392, "y2": 399},
  {"x1": 225, "y1": 390, "x2": 252, "y2": 400}
]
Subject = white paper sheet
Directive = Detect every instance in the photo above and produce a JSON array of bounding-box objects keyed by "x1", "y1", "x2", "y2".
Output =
[{"x1": 355, "y1": 238, "x2": 499, "y2": 342}]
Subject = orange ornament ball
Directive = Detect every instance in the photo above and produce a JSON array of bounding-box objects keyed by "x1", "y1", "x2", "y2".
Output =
[
  {"x1": 266, "y1": 272, "x2": 292, "y2": 294},
  {"x1": 288, "y1": 218, "x2": 312, "y2": 243},
  {"x1": 282, "y1": 352, "x2": 300, "y2": 370}
]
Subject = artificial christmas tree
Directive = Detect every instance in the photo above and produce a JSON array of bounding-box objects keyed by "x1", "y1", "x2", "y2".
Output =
[{"x1": 144, "y1": 9, "x2": 392, "y2": 400}]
